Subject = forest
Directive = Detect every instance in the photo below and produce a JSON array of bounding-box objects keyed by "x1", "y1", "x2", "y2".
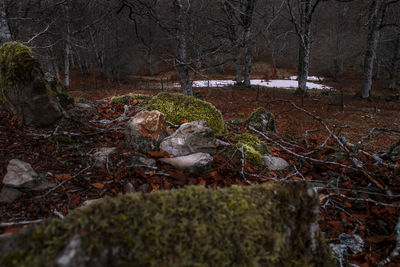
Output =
[{"x1": 0, "y1": 0, "x2": 400, "y2": 266}]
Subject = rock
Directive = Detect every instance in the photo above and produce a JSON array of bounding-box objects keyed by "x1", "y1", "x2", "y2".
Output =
[
  {"x1": 160, "y1": 153, "x2": 213, "y2": 173},
  {"x1": 124, "y1": 183, "x2": 136, "y2": 194},
  {"x1": 147, "y1": 92, "x2": 227, "y2": 134},
  {"x1": 245, "y1": 107, "x2": 275, "y2": 133},
  {"x1": 131, "y1": 156, "x2": 157, "y2": 169},
  {"x1": 138, "y1": 183, "x2": 150, "y2": 193},
  {"x1": 0, "y1": 186, "x2": 22, "y2": 203},
  {"x1": 93, "y1": 147, "x2": 116, "y2": 167},
  {"x1": 125, "y1": 110, "x2": 167, "y2": 153},
  {"x1": 0, "y1": 182, "x2": 335, "y2": 266},
  {"x1": 160, "y1": 120, "x2": 216, "y2": 157},
  {"x1": 262, "y1": 155, "x2": 289, "y2": 171},
  {"x1": 80, "y1": 199, "x2": 103, "y2": 209},
  {"x1": 55, "y1": 235, "x2": 87, "y2": 267},
  {"x1": 74, "y1": 103, "x2": 92, "y2": 110},
  {"x1": 0, "y1": 42, "x2": 64, "y2": 127},
  {"x1": 2, "y1": 159, "x2": 38, "y2": 188},
  {"x1": 0, "y1": 225, "x2": 34, "y2": 259}
]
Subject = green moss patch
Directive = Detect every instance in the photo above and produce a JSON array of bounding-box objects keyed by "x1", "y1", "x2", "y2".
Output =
[
  {"x1": 233, "y1": 133, "x2": 270, "y2": 165},
  {"x1": 110, "y1": 93, "x2": 152, "y2": 105},
  {"x1": 0, "y1": 182, "x2": 334, "y2": 266},
  {"x1": 0, "y1": 42, "x2": 42, "y2": 103},
  {"x1": 147, "y1": 93, "x2": 227, "y2": 134}
]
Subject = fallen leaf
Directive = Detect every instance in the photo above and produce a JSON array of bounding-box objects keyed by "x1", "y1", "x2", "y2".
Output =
[
  {"x1": 148, "y1": 150, "x2": 170, "y2": 158},
  {"x1": 55, "y1": 174, "x2": 72, "y2": 181},
  {"x1": 91, "y1": 183, "x2": 104, "y2": 189}
]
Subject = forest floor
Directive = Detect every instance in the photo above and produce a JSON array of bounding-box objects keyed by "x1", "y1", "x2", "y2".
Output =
[{"x1": 1, "y1": 70, "x2": 400, "y2": 266}]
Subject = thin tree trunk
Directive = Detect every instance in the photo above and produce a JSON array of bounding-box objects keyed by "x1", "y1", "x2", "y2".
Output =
[
  {"x1": 243, "y1": 29, "x2": 252, "y2": 86},
  {"x1": 298, "y1": 26, "x2": 311, "y2": 91},
  {"x1": 360, "y1": 0, "x2": 380, "y2": 98},
  {"x1": 64, "y1": 1, "x2": 71, "y2": 87},
  {"x1": 233, "y1": 43, "x2": 242, "y2": 84},
  {"x1": 389, "y1": 33, "x2": 400, "y2": 90},
  {"x1": 0, "y1": 0, "x2": 12, "y2": 45},
  {"x1": 174, "y1": 0, "x2": 193, "y2": 96}
]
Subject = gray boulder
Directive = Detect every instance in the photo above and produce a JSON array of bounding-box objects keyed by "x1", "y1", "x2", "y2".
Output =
[
  {"x1": 160, "y1": 120, "x2": 216, "y2": 156},
  {"x1": 93, "y1": 147, "x2": 116, "y2": 167},
  {"x1": 2, "y1": 159, "x2": 38, "y2": 188},
  {"x1": 262, "y1": 155, "x2": 289, "y2": 171},
  {"x1": 0, "y1": 186, "x2": 22, "y2": 203},
  {"x1": 125, "y1": 110, "x2": 167, "y2": 153},
  {"x1": 160, "y1": 152, "x2": 213, "y2": 173}
]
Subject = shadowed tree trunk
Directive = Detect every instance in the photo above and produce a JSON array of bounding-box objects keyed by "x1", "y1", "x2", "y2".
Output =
[
  {"x1": 242, "y1": 0, "x2": 256, "y2": 87},
  {"x1": 174, "y1": 0, "x2": 193, "y2": 96},
  {"x1": 389, "y1": 33, "x2": 400, "y2": 90},
  {"x1": 0, "y1": 0, "x2": 11, "y2": 45}
]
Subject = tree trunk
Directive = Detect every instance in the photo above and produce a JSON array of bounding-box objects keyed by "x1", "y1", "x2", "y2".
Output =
[
  {"x1": 174, "y1": 0, "x2": 193, "y2": 96},
  {"x1": 242, "y1": 0, "x2": 256, "y2": 87},
  {"x1": 243, "y1": 29, "x2": 252, "y2": 86},
  {"x1": 64, "y1": 1, "x2": 71, "y2": 87},
  {"x1": 0, "y1": 0, "x2": 12, "y2": 45},
  {"x1": 233, "y1": 43, "x2": 242, "y2": 84},
  {"x1": 360, "y1": 0, "x2": 380, "y2": 98},
  {"x1": 298, "y1": 25, "x2": 311, "y2": 92},
  {"x1": 389, "y1": 33, "x2": 400, "y2": 90}
]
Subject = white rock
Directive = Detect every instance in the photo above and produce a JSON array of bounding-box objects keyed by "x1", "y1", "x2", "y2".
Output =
[
  {"x1": 2, "y1": 159, "x2": 38, "y2": 187},
  {"x1": 262, "y1": 155, "x2": 289, "y2": 171},
  {"x1": 160, "y1": 120, "x2": 216, "y2": 156},
  {"x1": 160, "y1": 153, "x2": 213, "y2": 173}
]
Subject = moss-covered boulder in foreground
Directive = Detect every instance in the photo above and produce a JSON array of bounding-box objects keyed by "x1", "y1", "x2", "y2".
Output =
[
  {"x1": 147, "y1": 92, "x2": 227, "y2": 134},
  {"x1": 0, "y1": 182, "x2": 335, "y2": 266}
]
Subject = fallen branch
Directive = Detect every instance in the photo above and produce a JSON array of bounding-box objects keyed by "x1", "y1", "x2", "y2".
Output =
[
  {"x1": 44, "y1": 166, "x2": 91, "y2": 197},
  {"x1": 0, "y1": 219, "x2": 43, "y2": 228}
]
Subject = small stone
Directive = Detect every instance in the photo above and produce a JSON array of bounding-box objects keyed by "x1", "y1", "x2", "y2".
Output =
[
  {"x1": 80, "y1": 199, "x2": 103, "y2": 208},
  {"x1": 56, "y1": 235, "x2": 87, "y2": 267},
  {"x1": 262, "y1": 155, "x2": 289, "y2": 171},
  {"x1": 160, "y1": 120, "x2": 216, "y2": 156},
  {"x1": 75, "y1": 103, "x2": 92, "y2": 109},
  {"x1": 138, "y1": 183, "x2": 150, "y2": 193},
  {"x1": 2, "y1": 159, "x2": 38, "y2": 188},
  {"x1": 93, "y1": 147, "x2": 116, "y2": 167},
  {"x1": 125, "y1": 110, "x2": 167, "y2": 153},
  {"x1": 124, "y1": 183, "x2": 136, "y2": 194},
  {"x1": 0, "y1": 186, "x2": 22, "y2": 203},
  {"x1": 160, "y1": 153, "x2": 213, "y2": 173}
]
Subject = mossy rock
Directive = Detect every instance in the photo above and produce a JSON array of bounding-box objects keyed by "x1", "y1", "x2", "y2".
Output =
[
  {"x1": 0, "y1": 42, "x2": 63, "y2": 126},
  {"x1": 147, "y1": 93, "x2": 227, "y2": 134},
  {"x1": 233, "y1": 133, "x2": 271, "y2": 165},
  {"x1": 110, "y1": 93, "x2": 152, "y2": 106},
  {"x1": 46, "y1": 80, "x2": 73, "y2": 109},
  {"x1": 245, "y1": 107, "x2": 275, "y2": 133},
  {"x1": 0, "y1": 182, "x2": 335, "y2": 266}
]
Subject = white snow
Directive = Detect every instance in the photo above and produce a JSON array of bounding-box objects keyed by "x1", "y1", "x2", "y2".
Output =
[
  {"x1": 186, "y1": 78, "x2": 331, "y2": 90},
  {"x1": 290, "y1": 76, "x2": 323, "y2": 81}
]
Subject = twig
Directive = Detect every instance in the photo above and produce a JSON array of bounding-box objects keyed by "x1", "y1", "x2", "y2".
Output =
[
  {"x1": 319, "y1": 193, "x2": 398, "y2": 208},
  {"x1": 0, "y1": 219, "x2": 43, "y2": 228},
  {"x1": 250, "y1": 126, "x2": 353, "y2": 169},
  {"x1": 44, "y1": 166, "x2": 91, "y2": 197},
  {"x1": 378, "y1": 216, "x2": 400, "y2": 267}
]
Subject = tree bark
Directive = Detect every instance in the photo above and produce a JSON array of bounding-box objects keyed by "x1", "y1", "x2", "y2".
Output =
[
  {"x1": 297, "y1": 0, "x2": 311, "y2": 92},
  {"x1": 174, "y1": 0, "x2": 193, "y2": 96},
  {"x1": 242, "y1": 0, "x2": 256, "y2": 87},
  {"x1": 360, "y1": 0, "x2": 381, "y2": 98},
  {"x1": 389, "y1": 33, "x2": 400, "y2": 90},
  {"x1": 0, "y1": 0, "x2": 12, "y2": 45},
  {"x1": 64, "y1": 1, "x2": 71, "y2": 87}
]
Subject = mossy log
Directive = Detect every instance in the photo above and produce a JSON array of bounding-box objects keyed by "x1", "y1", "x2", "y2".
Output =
[{"x1": 0, "y1": 182, "x2": 335, "y2": 266}]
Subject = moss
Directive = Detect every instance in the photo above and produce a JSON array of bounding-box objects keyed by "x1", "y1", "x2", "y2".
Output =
[
  {"x1": 245, "y1": 107, "x2": 274, "y2": 124},
  {"x1": 233, "y1": 133, "x2": 271, "y2": 165},
  {"x1": 0, "y1": 182, "x2": 335, "y2": 266},
  {"x1": 147, "y1": 93, "x2": 227, "y2": 134},
  {"x1": 0, "y1": 42, "x2": 42, "y2": 103},
  {"x1": 110, "y1": 93, "x2": 152, "y2": 105},
  {"x1": 73, "y1": 97, "x2": 88, "y2": 103}
]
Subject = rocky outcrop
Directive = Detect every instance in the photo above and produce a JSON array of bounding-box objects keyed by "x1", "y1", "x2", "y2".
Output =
[
  {"x1": 160, "y1": 152, "x2": 213, "y2": 174},
  {"x1": 125, "y1": 110, "x2": 167, "y2": 153},
  {"x1": 160, "y1": 120, "x2": 216, "y2": 156},
  {"x1": 0, "y1": 182, "x2": 335, "y2": 266},
  {"x1": 0, "y1": 42, "x2": 63, "y2": 127}
]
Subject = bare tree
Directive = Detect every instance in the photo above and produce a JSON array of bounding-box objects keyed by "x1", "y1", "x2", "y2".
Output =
[
  {"x1": 388, "y1": 32, "x2": 400, "y2": 90},
  {"x1": 0, "y1": 0, "x2": 12, "y2": 45},
  {"x1": 360, "y1": 0, "x2": 400, "y2": 98}
]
